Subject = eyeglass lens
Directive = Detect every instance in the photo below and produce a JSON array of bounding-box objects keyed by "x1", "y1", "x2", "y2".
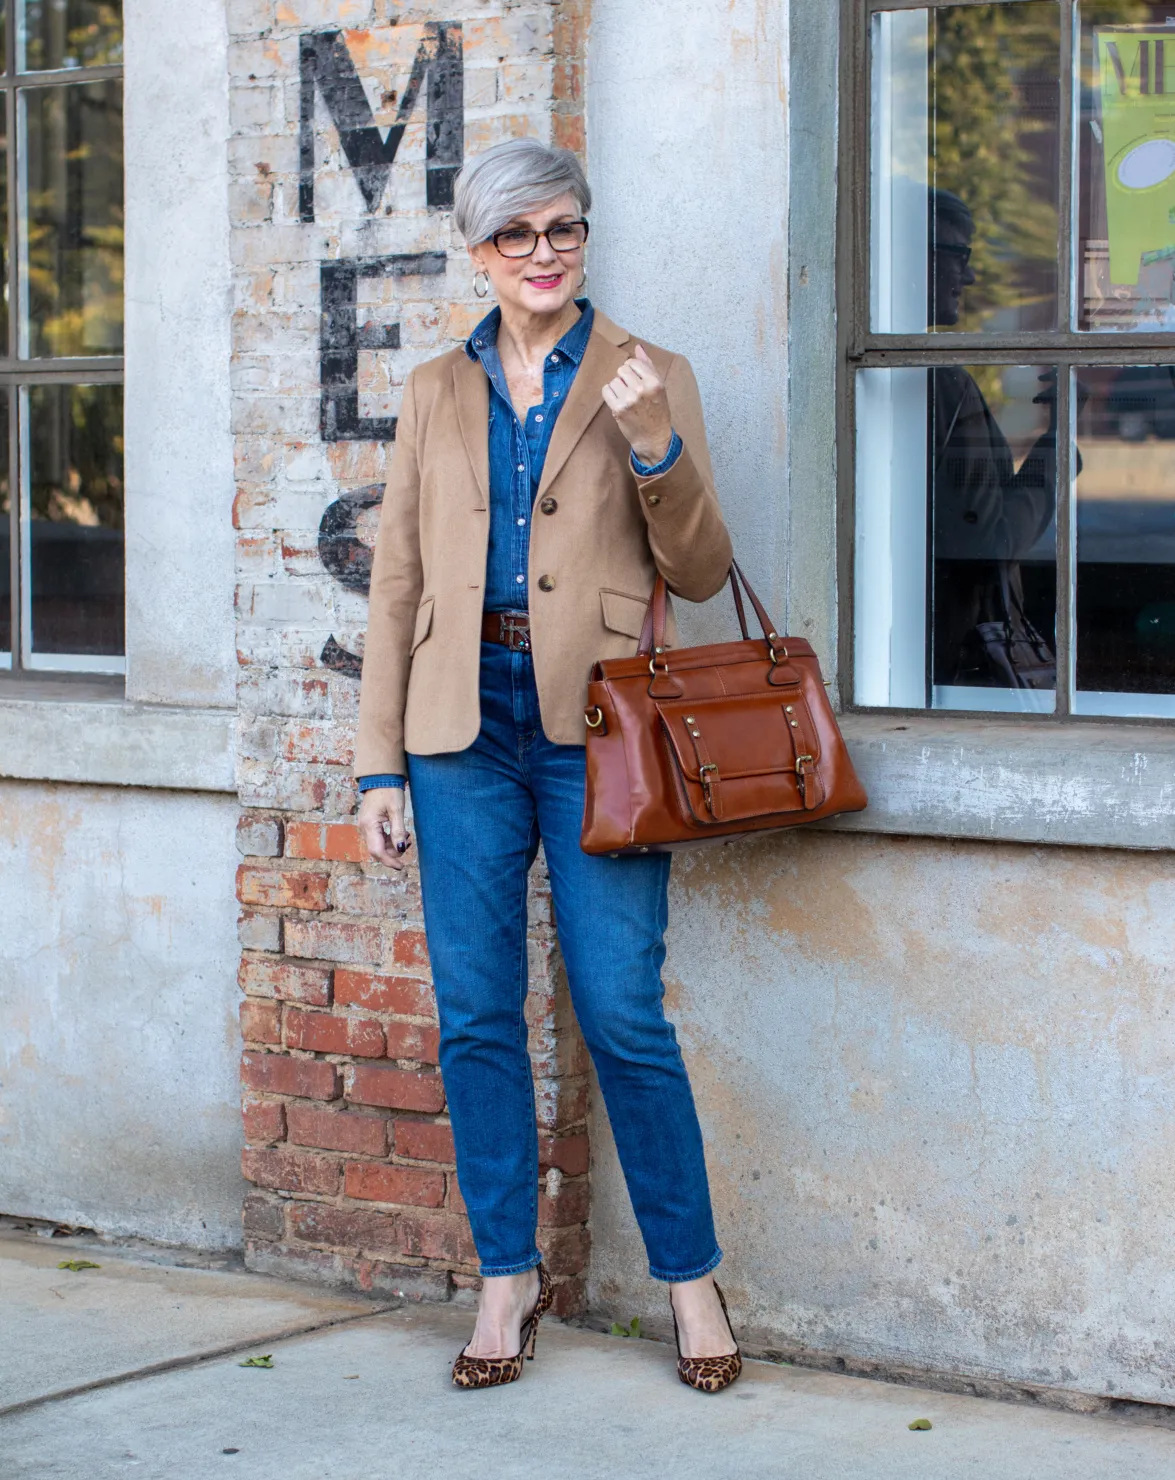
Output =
[{"x1": 495, "y1": 223, "x2": 587, "y2": 257}]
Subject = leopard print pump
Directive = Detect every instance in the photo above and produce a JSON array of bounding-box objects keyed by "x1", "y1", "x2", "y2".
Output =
[
  {"x1": 671, "y1": 1281, "x2": 743, "y2": 1394},
  {"x1": 451, "y1": 1263, "x2": 554, "y2": 1390}
]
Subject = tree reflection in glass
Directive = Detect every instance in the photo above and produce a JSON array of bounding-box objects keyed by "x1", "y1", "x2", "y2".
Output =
[
  {"x1": 20, "y1": 79, "x2": 123, "y2": 358},
  {"x1": 19, "y1": 0, "x2": 122, "y2": 73}
]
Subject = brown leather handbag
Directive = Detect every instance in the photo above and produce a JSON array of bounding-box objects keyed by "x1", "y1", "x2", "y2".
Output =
[{"x1": 581, "y1": 563, "x2": 867, "y2": 855}]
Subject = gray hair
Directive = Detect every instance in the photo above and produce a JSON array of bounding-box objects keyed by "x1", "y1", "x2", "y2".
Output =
[{"x1": 453, "y1": 138, "x2": 591, "y2": 245}]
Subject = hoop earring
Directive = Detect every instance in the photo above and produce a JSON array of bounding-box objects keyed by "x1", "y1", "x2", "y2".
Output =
[{"x1": 474, "y1": 270, "x2": 490, "y2": 299}]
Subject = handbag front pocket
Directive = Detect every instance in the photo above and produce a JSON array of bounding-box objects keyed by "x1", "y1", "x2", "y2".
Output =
[{"x1": 656, "y1": 690, "x2": 825, "y2": 826}]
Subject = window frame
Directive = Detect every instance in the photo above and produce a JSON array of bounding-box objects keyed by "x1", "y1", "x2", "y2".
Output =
[
  {"x1": 837, "y1": 0, "x2": 1175, "y2": 725},
  {"x1": 1, "y1": 1, "x2": 124, "y2": 679}
]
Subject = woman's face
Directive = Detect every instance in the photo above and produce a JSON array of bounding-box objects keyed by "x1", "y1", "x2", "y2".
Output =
[{"x1": 469, "y1": 192, "x2": 585, "y2": 320}]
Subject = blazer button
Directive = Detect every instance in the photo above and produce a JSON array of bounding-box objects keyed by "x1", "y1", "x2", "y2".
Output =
[
  {"x1": 540, "y1": 497, "x2": 558, "y2": 515},
  {"x1": 646, "y1": 494, "x2": 661, "y2": 506},
  {"x1": 538, "y1": 574, "x2": 556, "y2": 593}
]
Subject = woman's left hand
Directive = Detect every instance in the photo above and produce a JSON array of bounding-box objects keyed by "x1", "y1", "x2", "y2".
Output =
[{"x1": 602, "y1": 344, "x2": 674, "y2": 467}]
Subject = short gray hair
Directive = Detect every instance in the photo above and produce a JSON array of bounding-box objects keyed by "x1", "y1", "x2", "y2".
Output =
[{"x1": 453, "y1": 138, "x2": 591, "y2": 245}]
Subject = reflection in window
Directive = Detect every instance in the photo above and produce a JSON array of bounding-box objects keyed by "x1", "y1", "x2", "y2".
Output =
[
  {"x1": 856, "y1": 365, "x2": 1057, "y2": 712},
  {"x1": 0, "y1": 396, "x2": 9, "y2": 662},
  {"x1": 19, "y1": 0, "x2": 122, "y2": 73},
  {"x1": 20, "y1": 80, "x2": 123, "y2": 358},
  {"x1": 26, "y1": 382, "x2": 123, "y2": 656},
  {"x1": 1076, "y1": 366, "x2": 1175, "y2": 714},
  {"x1": 871, "y1": 3, "x2": 1060, "y2": 335},
  {"x1": 1080, "y1": 6, "x2": 1175, "y2": 330}
]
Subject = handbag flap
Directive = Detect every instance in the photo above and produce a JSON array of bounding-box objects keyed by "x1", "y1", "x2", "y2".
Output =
[{"x1": 655, "y1": 689, "x2": 825, "y2": 824}]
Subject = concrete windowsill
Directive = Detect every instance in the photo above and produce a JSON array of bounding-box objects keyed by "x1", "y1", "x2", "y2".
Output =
[
  {"x1": 827, "y1": 711, "x2": 1175, "y2": 852},
  {"x1": 0, "y1": 680, "x2": 236, "y2": 794}
]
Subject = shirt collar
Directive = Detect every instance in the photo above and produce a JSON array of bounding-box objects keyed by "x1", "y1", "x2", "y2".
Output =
[{"x1": 465, "y1": 299, "x2": 595, "y2": 366}]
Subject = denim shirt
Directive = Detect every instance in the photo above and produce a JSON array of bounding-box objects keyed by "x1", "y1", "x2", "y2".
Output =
[
  {"x1": 358, "y1": 301, "x2": 682, "y2": 793},
  {"x1": 475, "y1": 298, "x2": 596, "y2": 612}
]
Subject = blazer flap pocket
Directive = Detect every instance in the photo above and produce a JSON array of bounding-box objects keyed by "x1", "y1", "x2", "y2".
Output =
[
  {"x1": 599, "y1": 588, "x2": 650, "y2": 640},
  {"x1": 411, "y1": 597, "x2": 435, "y2": 654}
]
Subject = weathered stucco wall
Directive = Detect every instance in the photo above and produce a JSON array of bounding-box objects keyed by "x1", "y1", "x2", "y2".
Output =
[
  {"x1": 0, "y1": 782, "x2": 245, "y2": 1248},
  {"x1": 586, "y1": 0, "x2": 789, "y2": 642},
  {"x1": 588, "y1": 830, "x2": 1175, "y2": 1404}
]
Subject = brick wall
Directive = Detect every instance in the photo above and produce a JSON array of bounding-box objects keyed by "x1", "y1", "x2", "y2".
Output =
[{"x1": 230, "y1": 0, "x2": 590, "y2": 1316}]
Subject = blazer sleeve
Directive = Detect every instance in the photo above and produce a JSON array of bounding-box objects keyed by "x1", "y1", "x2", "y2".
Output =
[
  {"x1": 632, "y1": 352, "x2": 733, "y2": 602},
  {"x1": 354, "y1": 370, "x2": 423, "y2": 779}
]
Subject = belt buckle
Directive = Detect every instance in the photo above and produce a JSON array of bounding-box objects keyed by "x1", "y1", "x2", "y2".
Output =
[{"x1": 500, "y1": 613, "x2": 530, "y2": 653}]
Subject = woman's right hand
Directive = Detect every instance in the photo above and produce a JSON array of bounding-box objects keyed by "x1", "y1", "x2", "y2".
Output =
[{"x1": 358, "y1": 787, "x2": 412, "y2": 870}]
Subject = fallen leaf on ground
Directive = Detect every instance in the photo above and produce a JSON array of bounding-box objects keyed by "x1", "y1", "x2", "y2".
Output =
[
  {"x1": 908, "y1": 1418, "x2": 933, "y2": 1431},
  {"x1": 610, "y1": 1317, "x2": 641, "y2": 1339},
  {"x1": 57, "y1": 1259, "x2": 100, "y2": 1272},
  {"x1": 239, "y1": 1355, "x2": 273, "y2": 1369},
  {"x1": 344, "y1": 1375, "x2": 360, "y2": 1380}
]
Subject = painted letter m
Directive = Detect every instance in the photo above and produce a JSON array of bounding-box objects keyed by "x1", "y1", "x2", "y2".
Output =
[{"x1": 300, "y1": 23, "x2": 464, "y2": 222}]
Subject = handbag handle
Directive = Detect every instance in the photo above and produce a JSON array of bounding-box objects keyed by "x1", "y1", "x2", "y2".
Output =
[{"x1": 637, "y1": 561, "x2": 779, "y2": 658}]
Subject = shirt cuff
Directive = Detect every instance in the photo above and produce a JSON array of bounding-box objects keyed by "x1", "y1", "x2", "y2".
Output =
[
  {"x1": 630, "y1": 431, "x2": 683, "y2": 479},
  {"x1": 356, "y1": 774, "x2": 406, "y2": 792}
]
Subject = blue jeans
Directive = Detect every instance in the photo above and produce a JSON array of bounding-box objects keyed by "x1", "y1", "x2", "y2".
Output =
[{"x1": 406, "y1": 642, "x2": 722, "y2": 1282}]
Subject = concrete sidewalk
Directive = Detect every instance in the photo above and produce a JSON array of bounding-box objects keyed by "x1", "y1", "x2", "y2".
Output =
[{"x1": 3, "y1": 1232, "x2": 1174, "y2": 1480}]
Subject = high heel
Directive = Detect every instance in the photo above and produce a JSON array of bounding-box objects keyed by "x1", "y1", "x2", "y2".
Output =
[
  {"x1": 669, "y1": 1281, "x2": 743, "y2": 1393},
  {"x1": 451, "y1": 1263, "x2": 553, "y2": 1389}
]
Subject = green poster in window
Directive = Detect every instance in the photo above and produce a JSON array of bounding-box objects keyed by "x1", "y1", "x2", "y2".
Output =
[{"x1": 1097, "y1": 27, "x2": 1175, "y2": 284}]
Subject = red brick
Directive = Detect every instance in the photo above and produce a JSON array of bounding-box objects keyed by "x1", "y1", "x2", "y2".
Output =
[
  {"x1": 394, "y1": 1120, "x2": 455, "y2": 1164},
  {"x1": 537, "y1": 1223, "x2": 591, "y2": 1277},
  {"x1": 288, "y1": 1201, "x2": 398, "y2": 1257},
  {"x1": 335, "y1": 969, "x2": 435, "y2": 1017},
  {"x1": 285, "y1": 918, "x2": 383, "y2": 965},
  {"x1": 550, "y1": 1276, "x2": 586, "y2": 1320},
  {"x1": 240, "y1": 999, "x2": 282, "y2": 1045},
  {"x1": 346, "y1": 1064, "x2": 445, "y2": 1113},
  {"x1": 285, "y1": 820, "x2": 366, "y2": 863},
  {"x1": 242, "y1": 1192, "x2": 285, "y2": 1240},
  {"x1": 237, "y1": 864, "x2": 330, "y2": 911},
  {"x1": 242, "y1": 1096, "x2": 286, "y2": 1144},
  {"x1": 286, "y1": 1009, "x2": 384, "y2": 1058},
  {"x1": 384, "y1": 1020, "x2": 440, "y2": 1065},
  {"x1": 281, "y1": 724, "x2": 354, "y2": 767},
  {"x1": 447, "y1": 1175, "x2": 466, "y2": 1215},
  {"x1": 242, "y1": 1147, "x2": 341, "y2": 1196},
  {"x1": 241, "y1": 1050, "x2": 339, "y2": 1101},
  {"x1": 390, "y1": 928, "x2": 430, "y2": 974},
  {"x1": 538, "y1": 1132, "x2": 590, "y2": 1177},
  {"x1": 397, "y1": 1213, "x2": 477, "y2": 1264},
  {"x1": 286, "y1": 1105, "x2": 387, "y2": 1156},
  {"x1": 539, "y1": 1177, "x2": 591, "y2": 1227},
  {"x1": 344, "y1": 1162, "x2": 445, "y2": 1209},
  {"x1": 239, "y1": 958, "x2": 331, "y2": 1007}
]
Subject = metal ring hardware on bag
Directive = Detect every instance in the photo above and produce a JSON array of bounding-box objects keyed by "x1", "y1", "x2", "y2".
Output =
[{"x1": 585, "y1": 706, "x2": 605, "y2": 729}]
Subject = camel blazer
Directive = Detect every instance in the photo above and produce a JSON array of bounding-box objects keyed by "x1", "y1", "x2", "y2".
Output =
[{"x1": 353, "y1": 310, "x2": 733, "y2": 778}]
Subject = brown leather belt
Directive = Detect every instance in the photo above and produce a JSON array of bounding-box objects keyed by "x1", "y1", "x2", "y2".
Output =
[{"x1": 481, "y1": 610, "x2": 532, "y2": 653}]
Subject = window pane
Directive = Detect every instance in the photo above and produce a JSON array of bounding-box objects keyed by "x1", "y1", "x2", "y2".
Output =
[
  {"x1": 871, "y1": 4, "x2": 1060, "y2": 334},
  {"x1": 1075, "y1": 366, "x2": 1175, "y2": 714},
  {"x1": 0, "y1": 396, "x2": 9, "y2": 660},
  {"x1": 1078, "y1": 6, "x2": 1175, "y2": 330},
  {"x1": 20, "y1": 79, "x2": 123, "y2": 358},
  {"x1": 19, "y1": 1, "x2": 122, "y2": 72},
  {"x1": 856, "y1": 365, "x2": 1058, "y2": 712},
  {"x1": 26, "y1": 382, "x2": 123, "y2": 657}
]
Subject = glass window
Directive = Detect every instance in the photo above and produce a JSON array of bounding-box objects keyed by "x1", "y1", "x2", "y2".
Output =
[
  {"x1": 856, "y1": 364, "x2": 1057, "y2": 711},
  {"x1": 19, "y1": 0, "x2": 122, "y2": 73},
  {"x1": 1, "y1": 0, "x2": 123, "y2": 677},
  {"x1": 871, "y1": 4, "x2": 1061, "y2": 335},
  {"x1": 1075, "y1": 365, "x2": 1175, "y2": 714},
  {"x1": 853, "y1": 1, "x2": 1175, "y2": 722},
  {"x1": 25, "y1": 382, "x2": 122, "y2": 657},
  {"x1": 21, "y1": 80, "x2": 124, "y2": 357}
]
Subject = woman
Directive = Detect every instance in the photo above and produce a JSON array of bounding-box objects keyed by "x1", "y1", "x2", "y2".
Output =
[{"x1": 354, "y1": 137, "x2": 740, "y2": 1393}]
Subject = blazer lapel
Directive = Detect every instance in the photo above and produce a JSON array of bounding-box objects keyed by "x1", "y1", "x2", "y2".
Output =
[
  {"x1": 452, "y1": 353, "x2": 490, "y2": 510},
  {"x1": 537, "y1": 314, "x2": 631, "y2": 498}
]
